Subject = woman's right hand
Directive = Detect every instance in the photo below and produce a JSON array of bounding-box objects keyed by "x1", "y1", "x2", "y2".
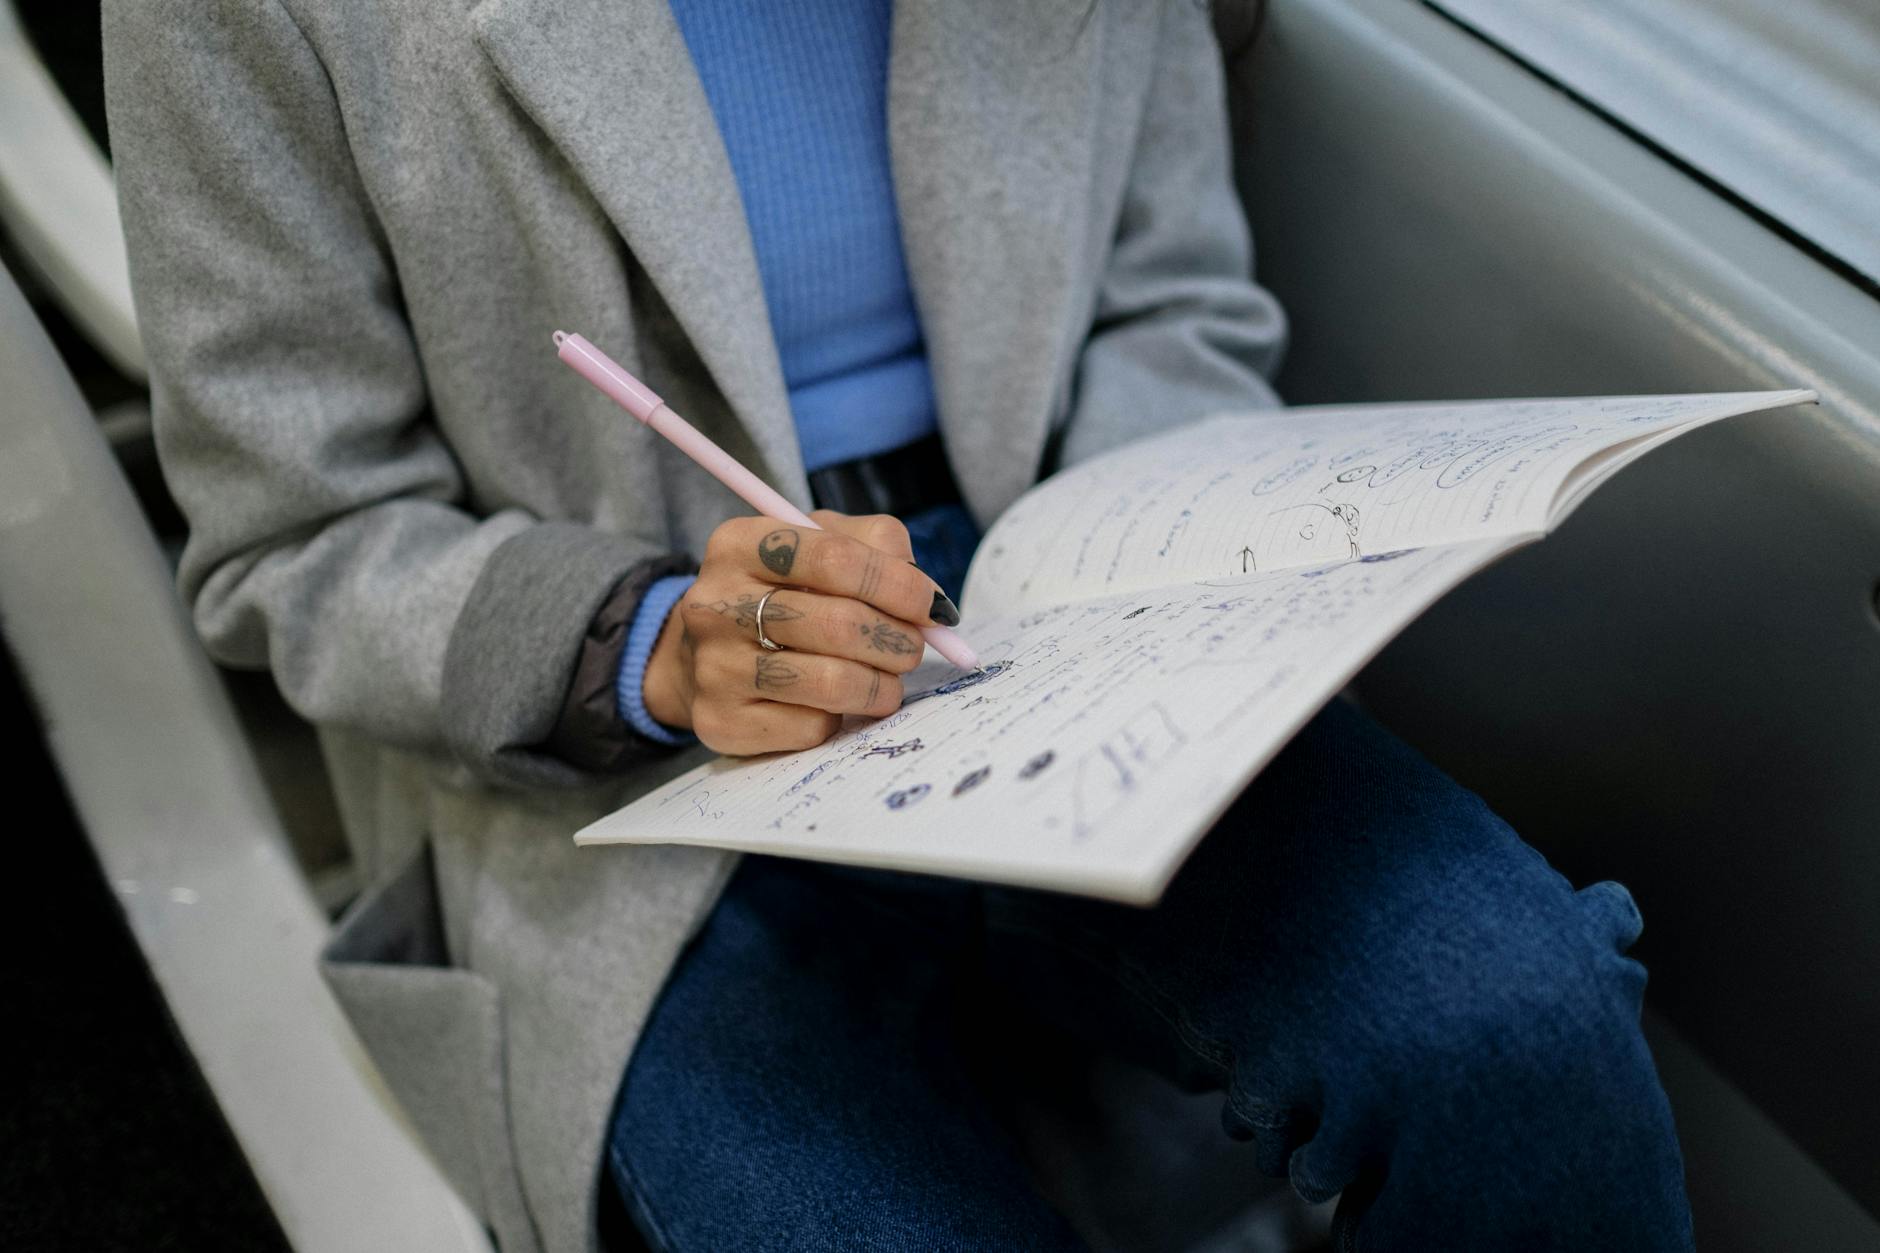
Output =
[{"x1": 641, "y1": 510, "x2": 961, "y2": 755}]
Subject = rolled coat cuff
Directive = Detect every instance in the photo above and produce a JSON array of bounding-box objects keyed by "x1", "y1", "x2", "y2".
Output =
[{"x1": 439, "y1": 521, "x2": 694, "y2": 786}]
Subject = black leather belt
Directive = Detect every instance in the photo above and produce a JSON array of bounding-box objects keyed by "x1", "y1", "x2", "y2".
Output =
[{"x1": 806, "y1": 433, "x2": 962, "y2": 518}]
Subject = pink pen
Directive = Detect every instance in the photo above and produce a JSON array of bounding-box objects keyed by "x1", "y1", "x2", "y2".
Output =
[{"x1": 553, "y1": 330, "x2": 983, "y2": 672}]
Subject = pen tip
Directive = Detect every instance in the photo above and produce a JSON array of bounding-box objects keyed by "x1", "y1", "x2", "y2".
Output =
[{"x1": 551, "y1": 330, "x2": 567, "y2": 347}]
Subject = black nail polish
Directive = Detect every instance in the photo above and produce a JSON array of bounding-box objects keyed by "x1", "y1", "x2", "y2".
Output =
[{"x1": 930, "y1": 589, "x2": 961, "y2": 627}]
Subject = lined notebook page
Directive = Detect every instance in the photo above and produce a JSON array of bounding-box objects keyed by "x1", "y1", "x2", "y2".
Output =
[
  {"x1": 965, "y1": 391, "x2": 1812, "y2": 617},
  {"x1": 577, "y1": 540, "x2": 1521, "y2": 902}
]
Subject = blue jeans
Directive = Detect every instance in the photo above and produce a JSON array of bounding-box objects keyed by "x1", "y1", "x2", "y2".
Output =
[{"x1": 606, "y1": 702, "x2": 1693, "y2": 1252}]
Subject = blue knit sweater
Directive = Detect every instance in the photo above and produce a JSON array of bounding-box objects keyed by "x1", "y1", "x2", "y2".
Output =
[{"x1": 619, "y1": 0, "x2": 940, "y2": 744}]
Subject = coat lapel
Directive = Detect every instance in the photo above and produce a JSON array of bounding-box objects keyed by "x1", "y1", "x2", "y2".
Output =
[
  {"x1": 468, "y1": 0, "x2": 806, "y2": 500},
  {"x1": 889, "y1": 0, "x2": 1108, "y2": 524}
]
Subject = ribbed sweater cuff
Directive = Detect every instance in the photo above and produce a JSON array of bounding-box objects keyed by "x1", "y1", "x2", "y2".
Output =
[{"x1": 616, "y1": 574, "x2": 698, "y2": 746}]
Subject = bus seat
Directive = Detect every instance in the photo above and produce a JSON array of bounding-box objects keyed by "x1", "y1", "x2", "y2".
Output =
[
  {"x1": 0, "y1": 261, "x2": 492, "y2": 1253},
  {"x1": 0, "y1": 0, "x2": 142, "y2": 379},
  {"x1": 1228, "y1": 0, "x2": 1880, "y2": 1241}
]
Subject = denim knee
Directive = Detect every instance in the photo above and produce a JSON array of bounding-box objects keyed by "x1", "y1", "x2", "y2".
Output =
[
  {"x1": 1322, "y1": 879, "x2": 1689, "y2": 1249},
  {"x1": 1307, "y1": 875, "x2": 1661, "y2": 1221},
  {"x1": 1392, "y1": 879, "x2": 1648, "y2": 1087}
]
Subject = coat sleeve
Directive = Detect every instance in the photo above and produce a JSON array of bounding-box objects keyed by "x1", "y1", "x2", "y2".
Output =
[
  {"x1": 103, "y1": 0, "x2": 675, "y2": 787},
  {"x1": 1053, "y1": 0, "x2": 1289, "y2": 472}
]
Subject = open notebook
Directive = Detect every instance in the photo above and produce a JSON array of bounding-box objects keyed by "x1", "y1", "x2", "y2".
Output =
[{"x1": 577, "y1": 390, "x2": 1814, "y2": 903}]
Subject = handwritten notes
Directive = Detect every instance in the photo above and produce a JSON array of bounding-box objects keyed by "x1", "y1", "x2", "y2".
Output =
[
  {"x1": 576, "y1": 391, "x2": 1812, "y2": 902},
  {"x1": 578, "y1": 540, "x2": 1521, "y2": 901},
  {"x1": 964, "y1": 391, "x2": 1811, "y2": 616}
]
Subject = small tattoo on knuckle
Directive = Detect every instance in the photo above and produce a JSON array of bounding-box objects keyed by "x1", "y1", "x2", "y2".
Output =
[
  {"x1": 758, "y1": 529, "x2": 799, "y2": 577},
  {"x1": 859, "y1": 620, "x2": 920, "y2": 656},
  {"x1": 709, "y1": 592, "x2": 804, "y2": 630},
  {"x1": 856, "y1": 548, "x2": 883, "y2": 600},
  {"x1": 754, "y1": 653, "x2": 800, "y2": 692}
]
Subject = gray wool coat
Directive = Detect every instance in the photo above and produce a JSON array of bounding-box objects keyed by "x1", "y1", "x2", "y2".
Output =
[{"x1": 102, "y1": 0, "x2": 1286, "y2": 1248}]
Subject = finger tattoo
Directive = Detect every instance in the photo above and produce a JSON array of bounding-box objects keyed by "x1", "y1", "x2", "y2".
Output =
[
  {"x1": 754, "y1": 653, "x2": 800, "y2": 692},
  {"x1": 758, "y1": 529, "x2": 799, "y2": 577},
  {"x1": 708, "y1": 593, "x2": 804, "y2": 630},
  {"x1": 858, "y1": 621, "x2": 920, "y2": 655},
  {"x1": 856, "y1": 547, "x2": 884, "y2": 601}
]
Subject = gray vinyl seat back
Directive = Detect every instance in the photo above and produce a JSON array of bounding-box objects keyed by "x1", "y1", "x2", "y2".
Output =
[{"x1": 1229, "y1": 0, "x2": 1880, "y2": 1213}]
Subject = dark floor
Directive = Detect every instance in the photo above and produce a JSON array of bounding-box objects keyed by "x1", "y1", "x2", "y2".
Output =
[{"x1": 0, "y1": 649, "x2": 288, "y2": 1251}]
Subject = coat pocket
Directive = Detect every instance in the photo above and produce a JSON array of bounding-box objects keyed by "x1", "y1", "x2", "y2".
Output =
[{"x1": 320, "y1": 845, "x2": 536, "y2": 1253}]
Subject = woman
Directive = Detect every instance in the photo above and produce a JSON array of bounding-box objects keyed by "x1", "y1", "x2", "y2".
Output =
[{"x1": 103, "y1": 0, "x2": 1692, "y2": 1248}]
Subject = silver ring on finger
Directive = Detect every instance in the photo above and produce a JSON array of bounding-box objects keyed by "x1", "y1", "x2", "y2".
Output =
[{"x1": 754, "y1": 588, "x2": 786, "y2": 651}]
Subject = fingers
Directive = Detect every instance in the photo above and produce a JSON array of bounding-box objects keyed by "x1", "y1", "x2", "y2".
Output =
[
  {"x1": 686, "y1": 644, "x2": 902, "y2": 756},
  {"x1": 677, "y1": 588, "x2": 922, "y2": 671},
  {"x1": 679, "y1": 510, "x2": 938, "y2": 756},
  {"x1": 705, "y1": 515, "x2": 958, "y2": 626},
  {"x1": 692, "y1": 700, "x2": 841, "y2": 757},
  {"x1": 810, "y1": 510, "x2": 916, "y2": 563},
  {"x1": 747, "y1": 590, "x2": 927, "y2": 672},
  {"x1": 742, "y1": 648, "x2": 904, "y2": 718},
  {"x1": 685, "y1": 631, "x2": 902, "y2": 718}
]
